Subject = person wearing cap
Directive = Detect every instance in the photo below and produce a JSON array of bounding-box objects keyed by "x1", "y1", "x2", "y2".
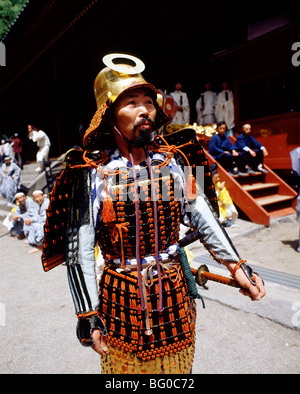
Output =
[
  {"x1": 23, "y1": 190, "x2": 49, "y2": 253},
  {"x1": 10, "y1": 192, "x2": 37, "y2": 239},
  {"x1": 0, "y1": 156, "x2": 22, "y2": 203},
  {"x1": 42, "y1": 54, "x2": 265, "y2": 374}
]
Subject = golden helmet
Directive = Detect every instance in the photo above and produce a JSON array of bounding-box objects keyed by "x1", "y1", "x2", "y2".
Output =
[{"x1": 83, "y1": 53, "x2": 170, "y2": 149}]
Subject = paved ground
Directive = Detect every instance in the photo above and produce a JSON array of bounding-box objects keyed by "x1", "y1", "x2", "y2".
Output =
[{"x1": 0, "y1": 214, "x2": 299, "y2": 374}]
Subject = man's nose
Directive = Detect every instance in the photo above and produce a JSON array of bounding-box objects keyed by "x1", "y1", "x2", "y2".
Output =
[{"x1": 136, "y1": 103, "x2": 149, "y2": 114}]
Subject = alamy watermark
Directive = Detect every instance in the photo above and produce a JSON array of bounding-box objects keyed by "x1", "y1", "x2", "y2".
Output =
[
  {"x1": 0, "y1": 302, "x2": 6, "y2": 327},
  {"x1": 0, "y1": 42, "x2": 6, "y2": 66},
  {"x1": 291, "y1": 37, "x2": 300, "y2": 67},
  {"x1": 105, "y1": 165, "x2": 204, "y2": 212}
]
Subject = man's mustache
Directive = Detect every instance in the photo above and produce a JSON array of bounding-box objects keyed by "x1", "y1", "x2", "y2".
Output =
[{"x1": 134, "y1": 116, "x2": 155, "y2": 131}]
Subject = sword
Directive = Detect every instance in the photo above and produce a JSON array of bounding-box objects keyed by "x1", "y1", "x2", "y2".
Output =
[
  {"x1": 193, "y1": 264, "x2": 241, "y2": 288},
  {"x1": 178, "y1": 231, "x2": 242, "y2": 289}
]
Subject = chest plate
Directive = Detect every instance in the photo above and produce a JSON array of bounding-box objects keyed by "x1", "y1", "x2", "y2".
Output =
[{"x1": 96, "y1": 166, "x2": 181, "y2": 263}]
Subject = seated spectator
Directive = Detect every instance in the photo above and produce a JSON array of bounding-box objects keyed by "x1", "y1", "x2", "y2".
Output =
[
  {"x1": 234, "y1": 123, "x2": 268, "y2": 174},
  {"x1": 10, "y1": 192, "x2": 37, "y2": 239},
  {"x1": 208, "y1": 121, "x2": 246, "y2": 175},
  {"x1": 0, "y1": 156, "x2": 22, "y2": 204},
  {"x1": 210, "y1": 163, "x2": 238, "y2": 227},
  {"x1": 25, "y1": 190, "x2": 50, "y2": 253}
]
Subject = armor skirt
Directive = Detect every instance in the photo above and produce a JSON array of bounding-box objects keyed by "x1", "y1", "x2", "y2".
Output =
[{"x1": 98, "y1": 263, "x2": 196, "y2": 373}]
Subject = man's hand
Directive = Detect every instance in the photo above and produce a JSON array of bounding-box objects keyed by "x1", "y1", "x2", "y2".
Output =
[
  {"x1": 225, "y1": 262, "x2": 266, "y2": 301},
  {"x1": 249, "y1": 149, "x2": 256, "y2": 157},
  {"x1": 234, "y1": 269, "x2": 266, "y2": 301},
  {"x1": 91, "y1": 329, "x2": 108, "y2": 356}
]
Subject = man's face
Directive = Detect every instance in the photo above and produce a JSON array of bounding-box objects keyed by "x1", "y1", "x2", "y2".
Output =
[
  {"x1": 16, "y1": 195, "x2": 26, "y2": 205},
  {"x1": 175, "y1": 83, "x2": 182, "y2": 91},
  {"x1": 243, "y1": 124, "x2": 251, "y2": 135},
  {"x1": 33, "y1": 193, "x2": 44, "y2": 205},
  {"x1": 114, "y1": 88, "x2": 157, "y2": 147},
  {"x1": 217, "y1": 124, "x2": 226, "y2": 137}
]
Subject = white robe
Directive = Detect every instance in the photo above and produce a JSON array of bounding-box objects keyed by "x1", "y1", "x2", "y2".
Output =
[
  {"x1": 0, "y1": 162, "x2": 22, "y2": 203},
  {"x1": 28, "y1": 130, "x2": 51, "y2": 169},
  {"x1": 196, "y1": 90, "x2": 217, "y2": 125},
  {"x1": 215, "y1": 89, "x2": 235, "y2": 130},
  {"x1": 170, "y1": 90, "x2": 190, "y2": 125}
]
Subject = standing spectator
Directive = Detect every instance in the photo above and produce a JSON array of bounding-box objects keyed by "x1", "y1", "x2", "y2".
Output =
[
  {"x1": 0, "y1": 156, "x2": 22, "y2": 203},
  {"x1": 209, "y1": 121, "x2": 246, "y2": 175},
  {"x1": 11, "y1": 133, "x2": 23, "y2": 169},
  {"x1": 25, "y1": 190, "x2": 50, "y2": 253},
  {"x1": 170, "y1": 82, "x2": 190, "y2": 125},
  {"x1": 290, "y1": 147, "x2": 300, "y2": 253},
  {"x1": 0, "y1": 140, "x2": 5, "y2": 163},
  {"x1": 215, "y1": 81, "x2": 235, "y2": 136},
  {"x1": 196, "y1": 82, "x2": 217, "y2": 125},
  {"x1": 0, "y1": 138, "x2": 14, "y2": 161},
  {"x1": 27, "y1": 124, "x2": 51, "y2": 172},
  {"x1": 234, "y1": 123, "x2": 268, "y2": 174}
]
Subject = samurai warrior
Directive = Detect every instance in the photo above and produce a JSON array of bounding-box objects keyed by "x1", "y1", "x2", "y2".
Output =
[{"x1": 42, "y1": 54, "x2": 265, "y2": 374}]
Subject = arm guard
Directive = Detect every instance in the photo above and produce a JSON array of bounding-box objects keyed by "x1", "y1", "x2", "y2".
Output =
[{"x1": 76, "y1": 312, "x2": 108, "y2": 347}]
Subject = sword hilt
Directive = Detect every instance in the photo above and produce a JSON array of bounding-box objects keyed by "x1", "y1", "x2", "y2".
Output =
[{"x1": 193, "y1": 264, "x2": 241, "y2": 288}]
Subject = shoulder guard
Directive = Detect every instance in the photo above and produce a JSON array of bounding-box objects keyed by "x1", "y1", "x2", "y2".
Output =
[
  {"x1": 41, "y1": 148, "x2": 87, "y2": 272},
  {"x1": 155, "y1": 128, "x2": 219, "y2": 216}
]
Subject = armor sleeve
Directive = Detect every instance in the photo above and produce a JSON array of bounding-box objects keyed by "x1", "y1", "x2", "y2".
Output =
[
  {"x1": 185, "y1": 194, "x2": 241, "y2": 264},
  {"x1": 42, "y1": 149, "x2": 99, "y2": 315},
  {"x1": 65, "y1": 167, "x2": 99, "y2": 315}
]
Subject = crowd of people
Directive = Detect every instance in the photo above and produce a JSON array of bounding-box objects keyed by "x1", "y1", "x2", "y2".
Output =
[
  {"x1": 168, "y1": 81, "x2": 269, "y2": 176},
  {"x1": 5, "y1": 190, "x2": 49, "y2": 253},
  {"x1": 0, "y1": 124, "x2": 52, "y2": 253}
]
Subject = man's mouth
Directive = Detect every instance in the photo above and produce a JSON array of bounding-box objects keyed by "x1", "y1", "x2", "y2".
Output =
[{"x1": 134, "y1": 117, "x2": 155, "y2": 132}]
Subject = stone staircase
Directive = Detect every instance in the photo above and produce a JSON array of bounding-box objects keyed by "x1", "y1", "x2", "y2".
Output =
[{"x1": 204, "y1": 149, "x2": 297, "y2": 226}]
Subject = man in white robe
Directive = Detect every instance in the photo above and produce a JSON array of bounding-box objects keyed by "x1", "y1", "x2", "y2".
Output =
[
  {"x1": 196, "y1": 82, "x2": 217, "y2": 125},
  {"x1": 0, "y1": 156, "x2": 22, "y2": 203},
  {"x1": 170, "y1": 82, "x2": 190, "y2": 125},
  {"x1": 215, "y1": 81, "x2": 235, "y2": 136},
  {"x1": 10, "y1": 192, "x2": 37, "y2": 239},
  {"x1": 25, "y1": 190, "x2": 50, "y2": 253},
  {"x1": 28, "y1": 125, "x2": 51, "y2": 172}
]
